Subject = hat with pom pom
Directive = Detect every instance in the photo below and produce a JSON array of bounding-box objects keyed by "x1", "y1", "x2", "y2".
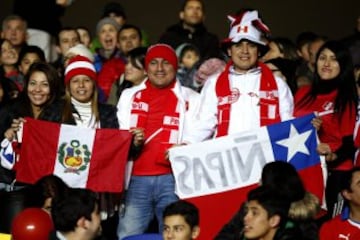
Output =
[{"x1": 64, "y1": 55, "x2": 97, "y2": 84}]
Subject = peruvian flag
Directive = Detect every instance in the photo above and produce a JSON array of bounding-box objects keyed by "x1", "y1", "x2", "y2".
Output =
[{"x1": 16, "y1": 117, "x2": 132, "y2": 193}]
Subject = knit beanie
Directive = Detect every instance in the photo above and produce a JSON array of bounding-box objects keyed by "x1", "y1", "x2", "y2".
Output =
[
  {"x1": 96, "y1": 17, "x2": 120, "y2": 35},
  {"x1": 145, "y1": 44, "x2": 178, "y2": 71},
  {"x1": 64, "y1": 55, "x2": 97, "y2": 84}
]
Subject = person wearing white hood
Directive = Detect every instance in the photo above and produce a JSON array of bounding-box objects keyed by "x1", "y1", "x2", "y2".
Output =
[{"x1": 183, "y1": 10, "x2": 294, "y2": 143}]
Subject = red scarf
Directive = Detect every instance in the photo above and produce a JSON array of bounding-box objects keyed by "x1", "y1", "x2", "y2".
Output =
[
  {"x1": 215, "y1": 61, "x2": 280, "y2": 137},
  {"x1": 130, "y1": 80, "x2": 180, "y2": 146}
]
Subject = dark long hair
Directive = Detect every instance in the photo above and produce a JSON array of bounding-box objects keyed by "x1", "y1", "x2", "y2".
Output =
[
  {"x1": 297, "y1": 40, "x2": 358, "y2": 117},
  {"x1": 127, "y1": 46, "x2": 147, "y2": 70}
]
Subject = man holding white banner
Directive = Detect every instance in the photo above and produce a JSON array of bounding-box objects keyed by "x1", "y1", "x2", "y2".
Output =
[
  {"x1": 171, "y1": 9, "x2": 324, "y2": 239},
  {"x1": 116, "y1": 43, "x2": 199, "y2": 239}
]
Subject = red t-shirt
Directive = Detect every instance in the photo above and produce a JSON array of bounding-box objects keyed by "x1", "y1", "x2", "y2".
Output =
[
  {"x1": 320, "y1": 215, "x2": 360, "y2": 240},
  {"x1": 294, "y1": 86, "x2": 355, "y2": 170}
]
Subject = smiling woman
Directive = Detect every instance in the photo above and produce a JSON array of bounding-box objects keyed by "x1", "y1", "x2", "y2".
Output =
[
  {"x1": 0, "y1": 61, "x2": 62, "y2": 138},
  {"x1": 294, "y1": 40, "x2": 358, "y2": 221},
  {"x1": 59, "y1": 54, "x2": 144, "y2": 239},
  {"x1": 0, "y1": 61, "x2": 62, "y2": 191}
]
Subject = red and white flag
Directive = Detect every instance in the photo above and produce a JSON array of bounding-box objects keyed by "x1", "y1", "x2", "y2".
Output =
[
  {"x1": 16, "y1": 118, "x2": 132, "y2": 193},
  {"x1": 169, "y1": 113, "x2": 325, "y2": 240}
]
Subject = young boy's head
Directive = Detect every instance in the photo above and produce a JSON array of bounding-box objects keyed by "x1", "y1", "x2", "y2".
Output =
[
  {"x1": 163, "y1": 200, "x2": 200, "y2": 240},
  {"x1": 243, "y1": 186, "x2": 290, "y2": 240},
  {"x1": 179, "y1": 44, "x2": 200, "y2": 69}
]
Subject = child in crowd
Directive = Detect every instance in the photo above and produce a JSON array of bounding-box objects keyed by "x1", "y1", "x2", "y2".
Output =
[
  {"x1": 17, "y1": 45, "x2": 46, "y2": 84},
  {"x1": 176, "y1": 43, "x2": 200, "y2": 91},
  {"x1": 163, "y1": 200, "x2": 200, "y2": 240}
]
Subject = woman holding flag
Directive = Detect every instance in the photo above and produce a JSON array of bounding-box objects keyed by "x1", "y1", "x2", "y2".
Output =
[
  {"x1": 60, "y1": 55, "x2": 144, "y2": 239},
  {"x1": 294, "y1": 40, "x2": 358, "y2": 221},
  {"x1": 0, "y1": 61, "x2": 62, "y2": 190}
]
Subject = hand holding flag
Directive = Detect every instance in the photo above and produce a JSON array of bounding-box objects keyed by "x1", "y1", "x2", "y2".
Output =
[{"x1": 16, "y1": 118, "x2": 132, "y2": 193}]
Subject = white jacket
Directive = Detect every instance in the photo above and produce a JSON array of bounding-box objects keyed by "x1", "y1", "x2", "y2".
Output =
[{"x1": 183, "y1": 66, "x2": 294, "y2": 143}]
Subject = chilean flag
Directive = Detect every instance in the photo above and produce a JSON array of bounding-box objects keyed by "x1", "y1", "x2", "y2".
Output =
[
  {"x1": 16, "y1": 118, "x2": 132, "y2": 193},
  {"x1": 169, "y1": 113, "x2": 325, "y2": 240}
]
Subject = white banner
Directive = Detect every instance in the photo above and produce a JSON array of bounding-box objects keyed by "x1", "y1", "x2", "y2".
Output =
[
  {"x1": 169, "y1": 113, "x2": 322, "y2": 199},
  {"x1": 169, "y1": 128, "x2": 275, "y2": 199}
]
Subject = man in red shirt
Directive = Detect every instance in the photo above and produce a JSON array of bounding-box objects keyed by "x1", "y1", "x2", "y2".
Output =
[
  {"x1": 116, "y1": 44, "x2": 199, "y2": 239},
  {"x1": 320, "y1": 167, "x2": 360, "y2": 240}
]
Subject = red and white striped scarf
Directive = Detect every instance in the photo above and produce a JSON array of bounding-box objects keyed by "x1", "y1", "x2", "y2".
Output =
[
  {"x1": 215, "y1": 61, "x2": 280, "y2": 137},
  {"x1": 130, "y1": 80, "x2": 180, "y2": 145}
]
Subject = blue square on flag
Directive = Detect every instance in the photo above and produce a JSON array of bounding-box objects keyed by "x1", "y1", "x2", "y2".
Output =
[{"x1": 267, "y1": 113, "x2": 320, "y2": 171}]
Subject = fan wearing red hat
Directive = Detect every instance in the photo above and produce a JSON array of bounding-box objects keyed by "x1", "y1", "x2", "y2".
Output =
[
  {"x1": 116, "y1": 43, "x2": 200, "y2": 239},
  {"x1": 183, "y1": 10, "x2": 294, "y2": 143},
  {"x1": 60, "y1": 55, "x2": 144, "y2": 239}
]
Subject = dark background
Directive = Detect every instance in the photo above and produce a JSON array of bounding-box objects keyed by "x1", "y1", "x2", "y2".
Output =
[{"x1": 1, "y1": 0, "x2": 359, "y2": 44}]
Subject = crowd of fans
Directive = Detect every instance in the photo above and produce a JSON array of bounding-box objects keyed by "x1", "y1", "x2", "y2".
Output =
[{"x1": 0, "y1": 0, "x2": 360, "y2": 239}]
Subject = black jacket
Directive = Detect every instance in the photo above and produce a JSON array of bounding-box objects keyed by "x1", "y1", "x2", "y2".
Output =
[
  {"x1": 13, "y1": 0, "x2": 65, "y2": 37},
  {"x1": 159, "y1": 22, "x2": 221, "y2": 60}
]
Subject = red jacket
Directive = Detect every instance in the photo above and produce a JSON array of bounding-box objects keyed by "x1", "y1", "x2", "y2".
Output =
[{"x1": 97, "y1": 58, "x2": 125, "y2": 99}]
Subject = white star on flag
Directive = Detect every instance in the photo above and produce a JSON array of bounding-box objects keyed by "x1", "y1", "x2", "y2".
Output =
[{"x1": 276, "y1": 123, "x2": 312, "y2": 161}]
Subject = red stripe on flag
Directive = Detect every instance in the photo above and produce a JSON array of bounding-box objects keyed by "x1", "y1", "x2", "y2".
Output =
[
  {"x1": 298, "y1": 163, "x2": 325, "y2": 205},
  {"x1": 86, "y1": 128, "x2": 132, "y2": 192},
  {"x1": 185, "y1": 164, "x2": 324, "y2": 240},
  {"x1": 187, "y1": 184, "x2": 257, "y2": 240},
  {"x1": 17, "y1": 118, "x2": 60, "y2": 184}
]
